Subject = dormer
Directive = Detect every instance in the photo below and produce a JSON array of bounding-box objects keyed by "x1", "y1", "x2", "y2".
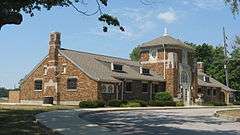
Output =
[
  {"x1": 140, "y1": 67, "x2": 150, "y2": 75},
  {"x1": 111, "y1": 63, "x2": 123, "y2": 71}
]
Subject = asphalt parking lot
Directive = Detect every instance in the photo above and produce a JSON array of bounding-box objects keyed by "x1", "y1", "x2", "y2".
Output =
[{"x1": 37, "y1": 108, "x2": 240, "y2": 135}]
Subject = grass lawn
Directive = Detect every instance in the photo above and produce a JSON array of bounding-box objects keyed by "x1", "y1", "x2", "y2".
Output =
[
  {"x1": 0, "y1": 104, "x2": 78, "y2": 135},
  {"x1": 218, "y1": 109, "x2": 240, "y2": 117}
]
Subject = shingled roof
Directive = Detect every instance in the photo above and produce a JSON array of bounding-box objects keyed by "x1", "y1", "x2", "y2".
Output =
[
  {"x1": 140, "y1": 35, "x2": 194, "y2": 51},
  {"x1": 198, "y1": 71, "x2": 236, "y2": 92},
  {"x1": 59, "y1": 48, "x2": 164, "y2": 83}
]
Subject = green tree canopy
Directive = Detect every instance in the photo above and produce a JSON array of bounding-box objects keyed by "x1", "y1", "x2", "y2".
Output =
[
  {"x1": 0, "y1": 0, "x2": 124, "y2": 31},
  {"x1": 129, "y1": 46, "x2": 140, "y2": 61},
  {"x1": 0, "y1": 0, "x2": 239, "y2": 30}
]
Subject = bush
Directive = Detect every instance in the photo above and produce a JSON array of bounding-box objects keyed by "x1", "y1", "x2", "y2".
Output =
[
  {"x1": 121, "y1": 102, "x2": 141, "y2": 107},
  {"x1": 148, "y1": 100, "x2": 164, "y2": 106},
  {"x1": 233, "y1": 101, "x2": 240, "y2": 105},
  {"x1": 154, "y1": 92, "x2": 173, "y2": 102},
  {"x1": 204, "y1": 101, "x2": 227, "y2": 106},
  {"x1": 108, "y1": 100, "x2": 123, "y2": 107},
  {"x1": 79, "y1": 100, "x2": 105, "y2": 108},
  {"x1": 176, "y1": 101, "x2": 184, "y2": 106},
  {"x1": 148, "y1": 100, "x2": 176, "y2": 107},
  {"x1": 130, "y1": 100, "x2": 148, "y2": 107}
]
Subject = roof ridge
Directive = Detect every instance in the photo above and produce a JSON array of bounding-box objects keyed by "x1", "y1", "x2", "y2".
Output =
[{"x1": 60, "y1": 48, "x2": 136, "y2": 62}]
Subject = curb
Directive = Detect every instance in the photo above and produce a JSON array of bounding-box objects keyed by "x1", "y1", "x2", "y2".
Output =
[
  {"x1": 75, "y1": 106, "x2": 240, "y2": 113},
  {"x1": 36, "y1": 119, "x2": 62, "y2": 135},
  {"x1": 215, "y1": 110, "x2": 240, "y2": 122}
]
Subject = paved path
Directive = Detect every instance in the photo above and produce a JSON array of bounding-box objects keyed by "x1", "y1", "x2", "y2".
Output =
[{"x1": 36, "y1": 108, "x2": 240, "y2": 135}]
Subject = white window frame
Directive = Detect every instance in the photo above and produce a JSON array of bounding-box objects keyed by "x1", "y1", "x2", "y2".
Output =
[
  {"x1": 67, "y1": 76, "x2": 78, "y2": 91},
  {"x1": 34, "y1": 78, "x2": 43, "y2": 91},
  {"x1": 149, "y1": 49, "x2": 157, "y2": 61},
  {"x1": 44, "y1": 65, "x2": 48, "y2": 76},
  {"x1": 62, "y1": 63, "x2": 67, "y2": 74},
  {"x1": 101, "y1": 84, "x2": 114, "y2": 94}
]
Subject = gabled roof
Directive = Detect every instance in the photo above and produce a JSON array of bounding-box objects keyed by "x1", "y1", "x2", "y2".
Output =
[
  {"x1": 198, "y1": 71, "x2": 236, "y2": 92},
  {"x1": 59, "y1": 48, "x2": 164, "y2": 83},
  {"x1": 140, "y1": 35, "x2": 194, "y2": 51}
]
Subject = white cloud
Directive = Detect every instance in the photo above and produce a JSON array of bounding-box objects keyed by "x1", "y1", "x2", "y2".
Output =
[
  {"x1": 91, "y1": 8, "x2": 156, "y2": 39},
  {"x1": 181, "y1": 0, "x2": 224, "y2": 10},
  {"x1": 157, "y1": 9, "x2": 177, "y2": 24}
]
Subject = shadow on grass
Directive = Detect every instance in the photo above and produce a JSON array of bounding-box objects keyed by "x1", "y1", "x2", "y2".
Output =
[{"x1": 0, "y1": 109, "x2": 57, "y2": 135}]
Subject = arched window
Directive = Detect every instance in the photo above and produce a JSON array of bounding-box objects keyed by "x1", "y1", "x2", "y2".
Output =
[
  {"x1": 108, "y1": 85, "x2": 114, "y2": 93},
  {"x1": 181, "y1": 71, "x2": 189, "y2": 84},
  {"x1": 149, "y1": 49, "x2": 157, "y2": 60}
]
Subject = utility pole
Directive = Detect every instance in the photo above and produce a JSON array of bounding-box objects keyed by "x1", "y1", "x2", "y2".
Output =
[{"x1": 223, "y1": 27, "x2": 229, "y2": 87}]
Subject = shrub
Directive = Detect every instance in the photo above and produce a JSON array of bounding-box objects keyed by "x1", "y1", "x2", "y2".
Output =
[
  {"x1": 79, "y1": 100, "x2": 105, "y2": 108},
  {"x1": 176, "y1": 101, "x2": 184, "y2": 106},
  {"x1": 148, "y1": 100, "x2": 164, "y2": 106},
  {"x1": 204, "y1": 101, "x2": 227, "y2": 106},
  {"x1": 121, "y1": 102, "x2": 141, "y2": 107},
  {"x1": 233, "y1": 101, "x2": 240, "y2": 105},
  {"x1": 154, "y1": 92, "x2": 173, "y2": 102},
  {"x1": 148, "y1": 100, "x2": 177, "y2": 107},
  {"x1": 108, "y1": 100, "x2": 123, "y2": 107},
  {"x1": 130, "y1": 100, "x2": 148, "y2": 107}
]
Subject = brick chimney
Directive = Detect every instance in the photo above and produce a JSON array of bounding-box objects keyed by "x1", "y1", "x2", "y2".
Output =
[
  {"x1": 197, "y1": 62, "x2": 204, "y2": 72},
  {"x1": 49, "y1": 32, "x2": 61, "y2": 61}
]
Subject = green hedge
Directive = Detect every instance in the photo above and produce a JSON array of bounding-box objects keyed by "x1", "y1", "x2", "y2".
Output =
[
  {"x1": 108, "y1": 100, "x2": 126, "y2": 107},
  {"x1": 148, "y1": 100, "x2": 176, "y2": 107},
  {"x1": 204, "y1": 101, "x2": 227, "y2": 106},
  {"x1": 79, "y1": 100, "x2": 105, "y2": 108},
  {"x1": 154, "y1": 92, "x2": 173, "y2": 102},
  {"x1": 108, "y1": 100, "x2": 147, "y2": 107},
  {"x1": 233, "y1": 101, "x2": 240, "y2": 105}
]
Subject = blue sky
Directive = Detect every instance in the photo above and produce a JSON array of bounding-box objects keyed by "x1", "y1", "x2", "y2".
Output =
[{"x1": 0, "y1": 0, "x2": 239, "y2": 88}]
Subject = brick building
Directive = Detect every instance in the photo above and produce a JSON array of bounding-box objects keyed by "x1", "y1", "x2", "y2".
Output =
[
  {"x1": 19, "y1": 32, "x2": 165, "y2": 105},
  {"x1": 16, "y1": 31, "x2": 235, "y2": 105},
  {"x1": 139, "y1": 30, "x2": 235, "y2": 105}
]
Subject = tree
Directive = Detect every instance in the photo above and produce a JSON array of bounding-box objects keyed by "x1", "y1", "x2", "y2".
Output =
[
  {"x1": 129, "y1": 46, "x2": 140, "y2": 61},
  {"x1": 225, "y1": 0, "x2": 240, "y2": 15},
  {"x1": 0, "y1": 0, "x2": 124, "y2": 32},
  {"x1": 0, "y1": 0, "x2": 239, "y2": 31},
  {"x1": 235, "y1": 35, "x2": 240, "y2": 46},
  {"x1": 228, "y1": 48, "x2": 240, "y2": 90}
]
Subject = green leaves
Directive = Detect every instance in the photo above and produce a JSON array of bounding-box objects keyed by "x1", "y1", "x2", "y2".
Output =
[
  {"x1": 98, "y1": 14, "x2": 124, "y2": 32},
  {"x1": 129, "y1": 47, "x2": 140, "y2": 61},
  {"x1": 100, "y1": 0, "x2": 108, "y2": 6}
]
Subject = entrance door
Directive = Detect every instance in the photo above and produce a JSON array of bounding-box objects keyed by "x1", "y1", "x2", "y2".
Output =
[{"x1": 181, "y1": 71, "x2": 191, "y2": 106}]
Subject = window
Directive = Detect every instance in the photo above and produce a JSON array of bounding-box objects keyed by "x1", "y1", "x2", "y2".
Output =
[
  {"x1": 213, "y1": 89, "x2": 217, "y2": 96},
  {"x1": 140, "y1": 67, "x2": 150, "y2": 75},
  {"x1": 34, "y1": 80, "x2": 43, "y2": 90},
  {"x1": 44, "y1": 65, "x2": 47, "y2": 75},
  {"x1": 149, "y1": 49, "x2": 157, "y2": 60},
  {"x1": 111, "y1": 63, "x2": 123, "y2": 71},
  {"x1": 108, "y1": 85, "x2": 114, "y2": 93},
  {"x1": 126, "y1": 82, "x2": 132, "y2": 92},
  {"x1": 101, "y1": 84, "x2": 114, "y2": 93},
  {"x1": 142, "y1": 83, "x2": 149, "y2": 93},
  {"x1": 62, "y1": 64, "x2": 67, "y2": 74},
  {"x1": 207, "y1": 89, "x2": 211, "y2": 96},
  {"x1": 181, "y1": 71, "x2": 189, "y2": 84},
  {"x1": 102, "y1": 85, "x2": 107, "y2": 93},
  {"x1": 67, "y1": 78, "x2": 77, "y2": 89},
  {"x1": 203, "y1": 76, "x2": 210, "y2": 82}
]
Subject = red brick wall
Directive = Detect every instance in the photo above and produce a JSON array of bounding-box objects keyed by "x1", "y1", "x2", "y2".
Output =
[
  {"x1": 20, "y1": 55, "x2": 99, "y2": 103},
  {"x1": 9, "y1": 91, "x2": 20, "y2": 103}
]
